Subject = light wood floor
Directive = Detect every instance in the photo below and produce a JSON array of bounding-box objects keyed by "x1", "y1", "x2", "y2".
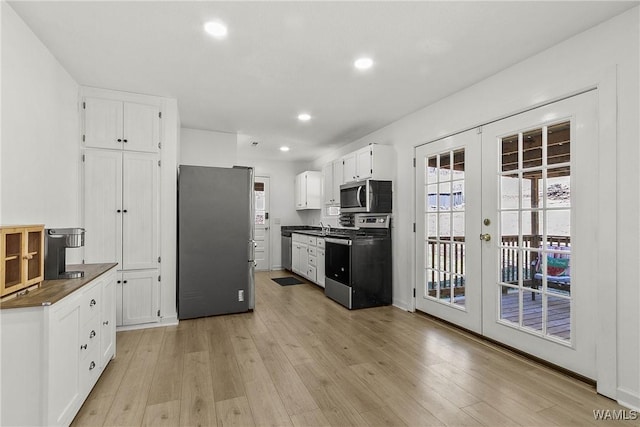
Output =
[{"x1": 72, "y1": 271, "x2": 631, "y2": 427}]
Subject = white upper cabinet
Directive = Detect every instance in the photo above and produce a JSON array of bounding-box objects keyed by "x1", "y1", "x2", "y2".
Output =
[
  {"x1": 83, "y1": 97, "x2": 160, "y2": 153},
  {"x1": 323, "y1": 159, "x2": 343, "y2": 205},
  {"x1": 342, "y1": 144, "x2": 396, "y2": 183},
  {"x1": 295, "y1": 171, "x2": 322, "y2": 210}
]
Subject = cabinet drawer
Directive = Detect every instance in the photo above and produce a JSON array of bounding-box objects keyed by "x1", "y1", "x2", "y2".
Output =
[
  {"x1": 307, "y1": 266, "x2": 317, "y2": 282},
  {"x1": 80, "y1": 281, "x2": 101, "y2": 322},
  {"x1": 317, "y1": 238, "x2": 325, "y2": 249},
  {"x1": 308, "y1": 246, "x2": 317, "y2": 257},
  {"x1": 292, "y1": 233, "x2": 305, "y2": 243},
  {"x1": 308, "y1": 255, "x2": 317, "y2": 266},
  {"x1": 80, "y1": 317, "x2": 100, "y2": 361},
  {"x1": 80, "y1": 348, "x2": 101, "y2": 395},
  {"x1": 307, "y1": 236, "x2": 317, "y2": 246}
]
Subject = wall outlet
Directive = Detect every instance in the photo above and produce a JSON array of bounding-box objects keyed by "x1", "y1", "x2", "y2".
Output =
[{"x1": 238, "y1": 290, "x2": 244, "y2": 302}]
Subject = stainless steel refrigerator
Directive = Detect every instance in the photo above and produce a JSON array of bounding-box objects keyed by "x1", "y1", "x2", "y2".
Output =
[{"x1": 178, "y1": 165, "x2": 255, "y2": 319}]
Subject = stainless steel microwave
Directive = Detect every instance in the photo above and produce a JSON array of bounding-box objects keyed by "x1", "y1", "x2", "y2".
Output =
[{"x1": 340, "y1": 180, "x2": 392, "y2": 213}]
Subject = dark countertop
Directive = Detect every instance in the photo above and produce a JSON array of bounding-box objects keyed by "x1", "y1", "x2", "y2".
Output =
[
  {"x1": 0, "y1": 263, "x2": 118, "y2": 310},
  {"x1": 281, "y1": 226, "x2": 323, "y2": 237}
]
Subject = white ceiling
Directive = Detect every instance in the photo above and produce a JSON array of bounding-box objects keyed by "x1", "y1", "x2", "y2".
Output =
[{"x1": 9, "y1": 1, "x2": 637, "y2": 162}]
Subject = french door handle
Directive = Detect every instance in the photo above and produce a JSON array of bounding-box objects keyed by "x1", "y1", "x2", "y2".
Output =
[{"x1": 480, "y1": 233, "x2": 491, "y2": 242}]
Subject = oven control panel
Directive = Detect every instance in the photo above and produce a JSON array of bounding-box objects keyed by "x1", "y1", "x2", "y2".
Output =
[{"x1": 354, "y1": 214, "x2": 391, "y2": 228}]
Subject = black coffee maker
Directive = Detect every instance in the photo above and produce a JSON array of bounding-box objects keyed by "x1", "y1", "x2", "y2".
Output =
[{"x1": 44, "y1": 228, "x2": 85, "y2": 279}]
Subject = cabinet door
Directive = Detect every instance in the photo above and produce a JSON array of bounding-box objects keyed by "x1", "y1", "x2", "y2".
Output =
[
  {"x1": 295, "y1": 174, "x2": 306, "y2": 209},
  {"x1": 343, "y1": 153, "x2": 357, "y2": 183},
  {"x1": 122, "y1": 152, "x2": 159, "y2": 270},
  {"x1": 322, "y1": 162, "x2": 334, "y2": 205},
  {"x1": 48, "y1": 296, "x2": 82, "y2": 426},
  {"x1": 123, "y1": 102, "x2": 160, "y2": 153},
  {"x1": 121, "y1": 270, "x2": 160, "y2": 326},
  {"x1": 83, "y1": 150, "x2": 123, "y2": 266},
  {"x1": 332, "y1": 160, "x2": 344, "y2": 202},
  {"x1": 299, "y1": 244, "x2": 309, "y2": 278},
  {"x1": 356, "y1": 146, "x2": 373, "y2": 180},
  {"x1": 100, "y1": 271, "x2": 116, "y2": 367},
  {"x1": 292, "y1": 242, "x2": 301, "y2": 274},
  {"x1": 83, "y1": 97, "x2": 123, "y2": 150},
  {"x1": 317, "y1": 249, "x2": 325, "y2": 288}
]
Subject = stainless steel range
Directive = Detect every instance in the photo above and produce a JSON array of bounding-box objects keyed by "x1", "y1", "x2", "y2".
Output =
[{"x1": 324, "y1": 213, "x2": 392, "y2": 309}]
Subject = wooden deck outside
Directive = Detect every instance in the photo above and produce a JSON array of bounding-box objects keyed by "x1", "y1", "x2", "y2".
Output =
[{"x1": 500, "y1": 289, "x2": 571, "y2": 341}]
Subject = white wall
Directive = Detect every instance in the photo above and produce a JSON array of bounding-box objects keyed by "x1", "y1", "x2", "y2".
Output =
[
  {"x1": 311, "y1": 6, "x2": 639, "y2": 409},
  {"x1": 1, "y1": 2, "x2": 82, "y2": 262},
  {"x1": 179, "y1": 128, "x2": 237, "y2": 167}
]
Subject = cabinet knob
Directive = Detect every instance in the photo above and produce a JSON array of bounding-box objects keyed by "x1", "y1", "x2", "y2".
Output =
[
  {"x1": 123, "y1": 139, "x2": 128, "y2": 143},
  {"x1": 89, "y1": 361, "x2": 96, "y2": 370},
  {"x1": 123, "y1": 209, "x2": 128, "y2": 213},
  {"x1": 90, "y1": 299, "x2": 96, "y2": 307},
  {"x1": 103, "y1": 320, "x2": 109, "y2": 326},
  {"x1": 80, "y1": 344, "x2": 87, "y2": 350},
  {"x1": 123, "y1": 280, "x2": 128, "y2": 284},
  {"x1": 89, "y1": 330, "x2": 96, "y2": 339},
  {"x1": 117, "y1": 139, "x2": 122, "y2": 142},
  {"x1": 117, "y1": 209, "x2": 122, "y2": 213},
  {"x1": 117, "y1": 280, "x2": 121, "y2": 284}
]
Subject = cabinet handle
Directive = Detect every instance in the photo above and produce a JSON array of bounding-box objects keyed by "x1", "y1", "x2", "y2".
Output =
[
  {"x1": 90, "y1": 299, "x2": 96, "y2": 307},
  {"x1": 89, "y1": 361, "x2": 96, "y2": 370},
  {"x1": 89, "y1": 330, "x2": 96, "y2": 339},
  {"x1": 103, "y1": 320, "x2": 109, "y2": 326},
  {"x1": 80, "y1": 344, "x2": 87, "y2": 350}
]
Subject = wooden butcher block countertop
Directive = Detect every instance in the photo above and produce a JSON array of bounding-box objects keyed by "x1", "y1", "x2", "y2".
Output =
[{"x1": 0, "y1": 263, "x2": 118, "y2": 309}]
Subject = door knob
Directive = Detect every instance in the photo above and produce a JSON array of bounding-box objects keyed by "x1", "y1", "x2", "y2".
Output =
[{"x1": 480, "y1": 233, "x2": 491, "y2": 242}]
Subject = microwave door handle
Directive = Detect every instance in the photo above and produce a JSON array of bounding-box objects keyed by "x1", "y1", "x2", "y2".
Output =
[{"x1": 357, "y1": 186, "x2": 364, "y2": 207}]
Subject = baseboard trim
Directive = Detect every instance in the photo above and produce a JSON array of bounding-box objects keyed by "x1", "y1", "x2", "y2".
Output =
[
  {"x1": 617, "y1": 387, "x2": 640, "y2": 411},
  {"x1": 116, "y1": 315, "x2": 179, "y2": 332}
]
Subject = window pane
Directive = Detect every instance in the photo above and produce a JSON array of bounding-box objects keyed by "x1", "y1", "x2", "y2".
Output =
[
  {"x1": 522, "y1": 128, "x2": 543, "y2": 169},
  {"x1": 500, "y1": 174, "x2": 520, "y2": 209},
  {"x1": 547, "y1": 121, "x2": 570, "y2": 166},
  {"x1": 522, "y1": 289, "x2": 543, "y2": 332},
  {"x1": 499, "y1": 286, "x2": 519, "y2": 325},
  {"x1": 547, "y1": 294, "x2": 571, "y2": 341},
  {"x1": 501, "y1": 134, "x2": 518, "y2": 172}
]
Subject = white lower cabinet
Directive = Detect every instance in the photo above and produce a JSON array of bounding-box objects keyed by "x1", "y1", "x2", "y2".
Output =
[
  {"x1": 0, "y1": 266, "x2": 117, "y2": 427},
  {"x1": 117, "y1": 269, "x2": 160, "y2": 326},
  {"x1": 291, "y1": 234, "x2": 324, "y2": 286}
]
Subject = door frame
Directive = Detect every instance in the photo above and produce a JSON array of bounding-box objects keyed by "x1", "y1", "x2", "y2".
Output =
[{"x1": 412, "y1": 69, "x2": 617, "y2": 398}]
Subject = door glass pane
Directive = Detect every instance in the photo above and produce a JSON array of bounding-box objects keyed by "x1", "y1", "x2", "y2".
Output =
[
  {"x1": 497, "y1": 121, "x2": 572, "y2": 342},
  {"x1": 254, "y1": 182, "x2": 265, "y2": 225},
  {"x1": 522, "y1": 128, "x2": 543, "y2": 169},
  {"x1": 422, "y1": 148, "x2": 467, "y2": 308},
  {"x1": 522, "y1": 289, "x2": 543, "y2": 332},
  {"x1": 547, "y1": 295, "x2": 571, "y2": 341},
  {"x1": 499, "y1": 285, "x2": 519, "y2": 325}
]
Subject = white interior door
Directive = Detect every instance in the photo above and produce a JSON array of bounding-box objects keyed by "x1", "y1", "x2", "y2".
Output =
[
  {"x1": 481, "y1": 91, "x2": 597, "y2": 379},
  {"x1": 254, "y1": 176, "x2": 270, "y2": 271},
  {"x1": 415, "y1": 129, "x2": 482, "y2": 333}
]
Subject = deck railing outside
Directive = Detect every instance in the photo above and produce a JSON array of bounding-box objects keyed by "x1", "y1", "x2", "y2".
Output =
[{"x1": 427, "y1": 235, "x2": 571, "y2": 291}]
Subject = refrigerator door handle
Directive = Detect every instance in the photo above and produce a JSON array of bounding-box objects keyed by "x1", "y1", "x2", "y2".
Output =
[{"x1": 248, "y1": 239, "x2": 256, "y2": 262}]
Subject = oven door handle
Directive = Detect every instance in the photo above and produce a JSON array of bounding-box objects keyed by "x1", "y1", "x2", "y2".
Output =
[{"x1": 325, "y1": 237, "x2": 352, "y2": 246}]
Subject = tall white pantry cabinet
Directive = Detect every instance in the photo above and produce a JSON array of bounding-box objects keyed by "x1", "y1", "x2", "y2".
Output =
[{"x1": 81, "y1": 88, "x2": 163, "y2": 327}]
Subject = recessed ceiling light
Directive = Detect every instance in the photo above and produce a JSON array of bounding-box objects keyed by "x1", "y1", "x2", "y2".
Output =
[
  {"x1": 297, "y1": 113, "x2": 311, "y2": 122},
  {"x1": 280, "y1": 146, "x2": 290, "y2": 152},
  {"x1": 204, "y1": 21, "x2": 228, "y2": 39},
  {"x1": 354, "y1": 57, "x2": 374, "y2": 70}
]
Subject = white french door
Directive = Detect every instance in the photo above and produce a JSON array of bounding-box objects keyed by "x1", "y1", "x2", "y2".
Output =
[
  {"x1": 416, "y1": 91, "x2": 598, "y2": 378},
  {"x1": 415, "y1": 129, "x2": 482, "y2": 333}
]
